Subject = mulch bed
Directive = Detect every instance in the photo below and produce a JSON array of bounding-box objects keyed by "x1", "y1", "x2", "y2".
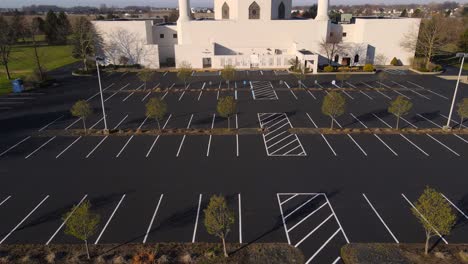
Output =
[
  {"x1": 290, "y1": 127, "x2": 468, "y2": 135},
  {"x1": 341, "y1": 243, "x2": 468, "y2": 264},
  {"x1": 0, "y1": 242, "x2": 304, "y2": 264}
]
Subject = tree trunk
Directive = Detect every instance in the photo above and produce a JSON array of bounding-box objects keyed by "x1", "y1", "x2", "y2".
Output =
[
  {"x1": 82, "y1": 118, "x2": 87, "y2": 133},
  {"x1": 460, "y1": 117, "x2": 464, "y2": 130},
  {"x1": 228, "y1": 116, "x2": 231, "y2": 130},
  {"x1": 4, "y1": 63, "x2": 11, "y2": 80},
  {"x1": 85, "y1": 239, "x2": 90, "y2": 259},
  {"x1": 83, "y1": 58, "x2": 88, "y2": 72},
  {"x1": 222, "y1": 237, "x2": 228, "y2": 257},
  {"x1": 157, "y1": 119, "x2": 161, "y2": 131},
  {"x1": 425, "y1": 234, "x2": 430, "y2": 255},
  {"x1": 396, "y1": 116, "x2": 400, "y2": 130},
  {"x1": 31, "y1": 35, "x2": 44, "y2": 81},
  {"x1": 330, "y1": 117, "x2": 334, "y2": 129},
  {"x1": 144, "y1": 81, "x2": 147, "y2": 91}
]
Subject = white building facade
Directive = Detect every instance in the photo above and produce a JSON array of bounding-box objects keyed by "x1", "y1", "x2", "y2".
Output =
[{"x1": 93, "y1": 0, "x2": 421, "y2": 71}]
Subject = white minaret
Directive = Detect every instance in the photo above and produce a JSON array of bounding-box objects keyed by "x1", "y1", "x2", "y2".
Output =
[
  {"x1": 178, "y1": 0, "x2": 191, "y2": 23},
  {"x1": 315, "y1": 0, "x2": 329, "y2": 21}
]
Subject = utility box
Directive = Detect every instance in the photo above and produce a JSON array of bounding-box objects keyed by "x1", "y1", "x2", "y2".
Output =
[{"x1": 12, "y1": 79, "x2": 24, "y2": 93}]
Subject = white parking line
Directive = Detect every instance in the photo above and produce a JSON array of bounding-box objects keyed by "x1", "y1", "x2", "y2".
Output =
[
  {"x1": 116, "y1": 117, "x2": 148, "y2": 158},
  {"x1": 324, "y1": 194, "x2": 350, "y2": 243},
  {"x1": 277, "y1": 194, "x2": 291, "y2": 245},
  {"x1": 94, "y1": 194, "x2": 126, "y2": 244},
  {"x1": 392, "y1": 81, "x2": 430, "y2": 100},
  {"x1": 236, "y1": 114, "x2": 239, "y2": 157},
  {"x1": 362, "y1": 194, "x2": 399, "y2": 243},
  {"x1": 407, "y1": 81, "x2": 448, "y2": 100},
  {"x1": 25, "y1": 136, "x2": 56, "y2": 159},
  {"x1": 113, "y1": 115, "x2": 128, "y2": 130},
  {"x1": 238, "y1": 193, "x2": 242, "y2": 244},
  {"x1": 56, "y1": 136, "x2": 82, "y2": 158},
  {"x1": 39, "y1": 115, "x2": 64, "y2": 132},
  {"x1": 192, "y1": 194, "x2": 202, "y2": 243},
  {"x1": 45, "y1": 194, "x2": 88, "y2": 245},
  {"x1": 206, "y1": 114, "x2": 216, "y2": 157},
  {"x1": 305, "y1": 228, "x2": 341, "y2": 264},
  {"x1": 217, "y1": 81, "x2": 221, "y2": 100},
  {"x1": 372, "y1": 114, "x2": 429, "y2": 156},
  {"x1": 0, "y1": 136, "x2": 31, "y2": 157},
  {"x1": 86, "y1": 136, "x2": 108, "y2": 158},
  {"x1": 161, "y1": 83, "x2": 175, "y2": 100},
  {"x1": 361, "y1": 82, "x2": 391, "y2": 99},
  {"x1": 300, "y1": 82, "x2": 317, "y2": 100},
  {"x1": 350, "y1": 113, "x2": 398, "y2": 156},
  {"x1": 400, "y1": 116, "x2": 460, "y2": 156},
  {"x1": 401, "y1": 193, "x2": 448, "y2": 244},
  {"x1": 332, "y1": 83, "x2": 354, "y2": 100},
  {"x1": 284, "y1": 195, "x2": 319, "y2": 219},
  {"x1": 0, "y1": 195, "x2": 49, "y2": 244},
  {"x1": 145, "y1": 114, "x2": 172, "y2": 157},
  {"x1": 86, "y1": 83, "x2": 114, "y2": 102},
  {"x1": 283, "y1": 81, "x2": 298, "y2": 100},
  {"x1": 143, "y1": 194, "x2": 164, "y2": 244},
  {"x1": 417, "y1": 114, "x2": 468, "y2": 144},
  {"x1": 280, "y1": 194, "x2": 298, "y2": 205},
  {"x1": 332, "y1": 257, "x2": 342, "y2": 264},
  {"x1": 334, "y1": 120, "x2": 367, "y2": 156},
  {"x1": 197, "y1": 82, "x2": 206, "y2": 101},
  {"x1": 178, "y1": 83, "x2": 191, "y2": 101},
  {"x1": 123, "y1": 84, "x2": 144, "y2": 102},
  {"x1": 163, "y1": 71, "x2": 168, "y2": 76},
  {"x1": 65, "y1": 118, "x2": 81, "y2": 130},
  {"x1": 288, "y1": 202, "x2": 328, "y2": 232},
  {"x1": 176, "y1": 114, "x2": 194, "y2": 157},
  {"x1": 141, "y1": 91, "x2": 151, "y2": 102},
  {"x1": 306, "y1": 113, "x2": 337, "y2": 156},
  {"x1": 0, "y1": 196, "x2": 11, "y2": 207},
  {"x1": 295, "y1": 214, "x2": 334, "y2": 247},
  {"x1": 441, "y1": 194, "x2": 468, "y2": 220},
  {"x1": 440, "y1": 114, "x2": 466, "y2": 129},
  {"x1": 376, "y1": 81, "x2": 411, "y2": 99},
  {"x1": 104, "y1": 83, "x2": 130, "y2": 102},
  {"x1": 89, "y1": 116, "x2": 105, "y2": 130}
]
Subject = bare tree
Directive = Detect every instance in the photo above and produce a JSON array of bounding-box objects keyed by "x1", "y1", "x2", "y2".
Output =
[
  {"x1": 374, "y1": 53, "x2": 388, "y2": 66},
  {"x1": 28, "y1": 18, "x2": 44, "y2": 81},
  {"x1": 319, "y1": 35, "x2": 344, "y2": 65},
  {"x1": 401, "y1": 15, "x2": 460, "y2": 69},
  {"x1": 0, "y1": 16, "x2": 15, "y2": 80},
  {"x1": 104, "y1": 29, "x2": 148, "y2": 65},
  {"x1": 72, "y1": 17, "x2": 100, "y2": 72}
]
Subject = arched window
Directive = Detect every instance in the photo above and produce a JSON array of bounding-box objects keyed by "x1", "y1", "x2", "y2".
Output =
[
  {"x1": 334, "y1": 54, "x2": 339, "y2": 63},
  {"x1": 278, "y1": 2, "x2": 285, "y2": 19},
  {"x1": 249, "y1": 1, "x2": 260, "y2": 19},
  {"x1": 354, "y1": 54, "x2": 359, "y2": 63},
  {"x1": 222, "y1": 2, "x2": 230, "y2": 19}
]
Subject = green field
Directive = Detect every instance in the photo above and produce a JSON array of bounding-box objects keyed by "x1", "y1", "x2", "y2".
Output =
[{"x1": 0, "y1": 44, "x2": 79, "y2": 95}]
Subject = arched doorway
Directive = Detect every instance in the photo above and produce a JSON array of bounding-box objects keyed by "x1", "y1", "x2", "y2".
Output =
[
  {"x1": 222, "y1": 2, "x2": 230, "y2": 19},
  {"x1": 249, "y1": 1, "x2": 260, "y2": 19}
]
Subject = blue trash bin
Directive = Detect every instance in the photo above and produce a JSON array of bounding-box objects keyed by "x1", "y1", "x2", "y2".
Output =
[{"x1": 12, "y1": 79, "x2": 24, "y2": 93}]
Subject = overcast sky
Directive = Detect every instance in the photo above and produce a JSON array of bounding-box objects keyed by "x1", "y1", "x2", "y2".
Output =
[{"x1": 1, "y1": 0, "x2": 467, "y2": 8}]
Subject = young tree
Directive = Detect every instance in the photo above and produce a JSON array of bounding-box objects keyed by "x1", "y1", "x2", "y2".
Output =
[
  {"x1": 204, "y1": 195, "x2": 235, "y2": 258},
  {"x1": 217, "y1": 96, "x2": 237, "y2": 129},
  {"x1": 457, "y1": 98, "x2": 468, "y2": 130},
  {"x1": 0, "y1": 16, "x2": 15, "y2": 80},
  {"x1": 321, "y1": 91, "x2": 346, "y2": 129},
  {"x1": 221, "y1": 65, "x2": 236, "y2": 89},
  {"x1": 57, "y1": 11, "x2": 72, "y2": 43},
  {"x1": 177, "y1": 61, "x2": 192, "y2": 88},
  {"x1": 28, "y1": 18, "x2": 45, "y2": 81},
  {"x1": 145, "y1": 97, "x2": 167, "y2": 130},
  {"x1": 137, "y1": 70, "x2": 154, "y2": 90},
  {"x1": 63, "y1": 200, "x2": 100, "y2": 259},
  {"x1": 336, "y1": 73, "x2": 351, "y2": 88},
  {"x1": 71, "y1": 100, "x2": 93, "y2": 133},
  {"x1": 388, "y1": 96, "x2": 412, "y2": 129},
  {"x1": 293, "y1": 70, "x2": 306, "y2": 88},
  {"x1": 402, "y1": 14, "x2": 459, "y2": 69},
  {"x1": 319, "y1": 35, "x2": 344, "y2": 65},
  {"x1": 400, "y1": 9, "x2": 408, "y2": 17},
  {"x1": 412, "y1": 186, "x2": 456, "y2": 255},
  {"x1": 44, "y1": 10, "x2": 59, "y2": 44},
  {"x1": 72, "y1": 17, "x2": 100, "y2": 72},
  {"x1": 11, "y1": 10, "x2": 27, "y2": 43},
  {"x1": 377, "y1": 71, "x2": 388, "y2": 89}
]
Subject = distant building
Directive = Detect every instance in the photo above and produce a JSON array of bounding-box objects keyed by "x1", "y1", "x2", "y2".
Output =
[{"x1": 93, "y1": 0, "x2": 421, "y2": 70}]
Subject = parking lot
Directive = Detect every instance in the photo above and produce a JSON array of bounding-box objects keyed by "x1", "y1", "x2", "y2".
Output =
[{"x1": 0, "y1": 69, "x2": 467, "y2": 263}]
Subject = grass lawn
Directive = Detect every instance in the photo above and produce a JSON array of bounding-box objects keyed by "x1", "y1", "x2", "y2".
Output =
[{"x1": 0, "y1": 44, "x2": 79, "y2": 95}]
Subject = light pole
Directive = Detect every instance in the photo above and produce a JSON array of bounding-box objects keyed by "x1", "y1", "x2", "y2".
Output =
[
  {"x1": 444, "y1": 53, "x2": 467, "y2": 130},
  {"x1": 95, "y1": 57, "x2": 109, "y2": 134}
]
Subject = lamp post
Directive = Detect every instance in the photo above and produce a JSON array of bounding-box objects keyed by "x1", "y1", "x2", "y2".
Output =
[
  {"x1": 95, "y1": 57, "x2": 109, "y2": 134},
  {"x1": 444, "y1": 53, "x2": 467, "y2": 130}
]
